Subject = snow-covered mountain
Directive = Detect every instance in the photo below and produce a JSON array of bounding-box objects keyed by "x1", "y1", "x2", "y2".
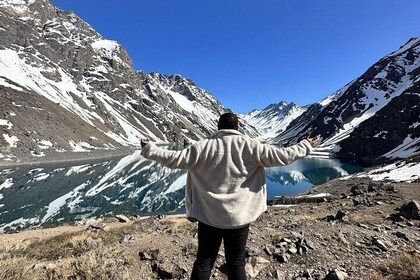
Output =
[
  {"x1": 271, "y1": 37, "x2": 420, "y2": 165},
  {"x1": 0, "y1": 0, "x2": 257, "y2": 162},
  {"x1": 242, "y1": 101, "x2": 306, "y2": 141}
]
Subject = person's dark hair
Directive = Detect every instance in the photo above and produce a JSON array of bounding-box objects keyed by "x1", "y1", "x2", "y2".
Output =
[{"x1": 218, "y1": 113, "x2": 239, "y2": 130}]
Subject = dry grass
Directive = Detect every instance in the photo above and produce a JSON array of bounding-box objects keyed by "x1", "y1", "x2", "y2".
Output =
[
  {"x1": 372, "y1": 251, "x2": 420, "y2": 280},
  {"x1": 0, "y1": 222, "x2": 146, "y2": 280}
]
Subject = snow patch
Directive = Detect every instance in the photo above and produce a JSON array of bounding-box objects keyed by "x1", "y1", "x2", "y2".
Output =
[
  {"x1": 33, "y1": 173, "x2": 49, "y2": 181},
  {"x1": 296, "y1": 193, "x2": 331, "y2": 198},
  {"x1": 69, "y1": 140, "x2": 96, "y2": 152},
  {"x1": 358, "y1": 161, "x2": 420, "y2": 183},
  {"x1": 383, "y1": 136, "x2": 420, "y2": 159},
  {"x1": 0, "y1": 178, "x2": 13, "y2": 191},
  {"x1": 85, "y1": 150, "x2": 144, "y2": 196},
  {"x1": 164, "y1": 173, "x2": 187, "y2": 194},
  {"x1": 66, "y1": 164, "x2": 91, "y2": 176},
  {"x1": 3, "y1": 133, "x2": 19, "y2": 148},
  {"x1": 40, "y1": 182, "x2": 89, "y2": 223},
  {"x1": 38, "y1": 140, "x2": 53, "y2": 149},
  {"x1": 31, "y1": 151, "x2": 45, "y2": 157},
  {"x1": 0, "y1": 119, "x2": 13, "y2": 129}
]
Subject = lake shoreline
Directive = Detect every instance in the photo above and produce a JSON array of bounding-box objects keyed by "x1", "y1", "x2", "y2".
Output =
[{"x1": 0, "y1": 147, "x2": 137, "y2": 168}]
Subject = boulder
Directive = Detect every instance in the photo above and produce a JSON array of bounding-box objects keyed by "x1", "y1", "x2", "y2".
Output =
[
  {"x1": 335, "y1": 210, "x2": 348, "y2": 221},
  {"x1": 350, "y1": 185, "x2": 368, "y2": 196},
  {"x1": 399, "y1": 200, "x2": 420, "y2": 220},
  {"x1": 324, "y1": 269, "x2": 348, "y2": 280}
]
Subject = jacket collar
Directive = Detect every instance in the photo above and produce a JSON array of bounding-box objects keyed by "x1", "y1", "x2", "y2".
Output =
[{"x1": 211, "y1": 129, "x2": 244, "y2": 137}]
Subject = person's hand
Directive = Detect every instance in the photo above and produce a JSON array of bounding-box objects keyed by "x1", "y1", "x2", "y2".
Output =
[
  {"x1": 140, "y1": 138, "x2": 149, "y2": 148},
  {"x1": 307, "y1": 134, "x2": 320, "y2": 147}
]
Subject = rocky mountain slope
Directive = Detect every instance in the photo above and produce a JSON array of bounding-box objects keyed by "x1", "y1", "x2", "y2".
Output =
[
  {"x1": 242, "y1": 101, "x2": 306, "y2": 141},
  {"x1": 0, "y1": 0, "x2": 257, "y2": 163},
  {"x1": 272, "y1": 37, "x2": 420, "y2": 165}
]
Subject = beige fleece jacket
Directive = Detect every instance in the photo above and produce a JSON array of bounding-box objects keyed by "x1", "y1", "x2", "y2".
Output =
[{"x1": 140, "y1": 129, "x2": 314, "y2": 229}]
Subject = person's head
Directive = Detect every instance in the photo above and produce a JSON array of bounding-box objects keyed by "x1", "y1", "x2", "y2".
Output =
[{"x1": 218, "y1": 113, "x2": 239, "y2": 130}]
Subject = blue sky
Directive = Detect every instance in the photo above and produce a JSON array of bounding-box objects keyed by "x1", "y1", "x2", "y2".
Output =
[{"x1": 52, "y1": 0, "x2": 420, "y2": 113}]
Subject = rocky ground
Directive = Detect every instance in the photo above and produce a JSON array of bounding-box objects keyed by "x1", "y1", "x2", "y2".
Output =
[{"x1": 0, "y1": 177, "x2": 419, "y2": 280}]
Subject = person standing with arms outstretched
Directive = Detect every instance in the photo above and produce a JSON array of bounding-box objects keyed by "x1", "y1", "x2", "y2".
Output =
[{"x1": 140, "y1": 113, "x2": 319, "y2": 280}]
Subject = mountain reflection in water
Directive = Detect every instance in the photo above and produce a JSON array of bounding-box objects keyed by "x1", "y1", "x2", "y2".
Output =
[{"x1": 0, "y1": 150, "x2": 362, "y2": 232}]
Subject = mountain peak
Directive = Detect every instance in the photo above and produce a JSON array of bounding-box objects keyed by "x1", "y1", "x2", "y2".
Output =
[{"x1": 242, "y1": 101, "x2": 307, "y2": 140}]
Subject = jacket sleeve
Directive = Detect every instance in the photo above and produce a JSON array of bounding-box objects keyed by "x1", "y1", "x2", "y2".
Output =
[
  {"x1": 255, "y1": 139, "x2": 314, "y2": 167},
  {"x1": 140, "y1": 143, "x2": 200, "y2": 169}
]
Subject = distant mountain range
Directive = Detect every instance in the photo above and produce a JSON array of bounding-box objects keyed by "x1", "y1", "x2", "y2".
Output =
[
  {"x1": 241, "y1": 101, "x2": 307, "y2": 141},
  {"x1": 0, "y1": 0, "x2": 418, "y2": 166}
]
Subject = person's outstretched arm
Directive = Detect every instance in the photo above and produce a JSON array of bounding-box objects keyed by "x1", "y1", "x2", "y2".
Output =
[
  {"x1": 140, "y1": 140, "x2": 200, "y2": 169},
  {"x1": 255, "y1": 136, "x2": 318, "y2": 167}
]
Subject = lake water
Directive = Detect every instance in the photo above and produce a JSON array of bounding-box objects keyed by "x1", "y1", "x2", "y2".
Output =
[{"x1": 0, "y1": 150, "x2": 362, "y2": 232}]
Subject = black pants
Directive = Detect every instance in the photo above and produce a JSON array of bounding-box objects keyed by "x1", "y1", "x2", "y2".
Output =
[{"x1": 191, "y1": 221, "x2": 249, "y2": 280}]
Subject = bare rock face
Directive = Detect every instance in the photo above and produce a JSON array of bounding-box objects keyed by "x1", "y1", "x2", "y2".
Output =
[{"x1": 0, "y1": 0, "x2": 258, "y2": 162}]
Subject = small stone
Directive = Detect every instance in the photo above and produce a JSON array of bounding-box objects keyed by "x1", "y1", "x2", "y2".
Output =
[
  {"x1": 264, "y1": 244, "x2": 275, "y2": 256},
  {"x1": 324, "y1": 269, "x2": 348, "y2": 280},
  {"x1": 118, "y1": 235, "x2": 134, "y2": 244},
  {"x1": 407, "y1": 221, "x2": 415, "y2": 227},
  {"x1": 352, "y1": 198, "x2": 361, "y2": 206},
  {"x1": 372, "y1": 238, "x2": 388, "y2": 252},
  {"x1": 278, "y1": 241, "x2": 289, "y2": 247},
  {"x1": 295, "y1": 238, "x2": 304, "y2": 246},
  {"x1": 335, "y1": 210, "x2": 348, "y2": 221},
  {"x1": 384, "y1": 225, "x2": 392, "y2": 231},
  {"x1": 0, "y1": 253, "x2": 10, "y2": 260},
  {"x1": 86, "y1": 223, "x2": 106, "y2": 231},
  {"x1": 280, "y1": 237, "x2": 292, "y2": 243},
  {"x1": 139, "y1": 248, "x2": 159, "y2": 260},
  {"x1": 290, "y1": 231, "x2": 302, "y2": 238},
  {"x1": 251, "y1": 256, "x2": 270, "y2": 265},
  {"x1": 287, "y1": 247, "x2": 298, "y2": 254},
  {"x1": 322, "y1": 215, "x2": 336, "y2": 222},
  {"x1": 115, "y1": 214, "x2": 130, "y2": 223},
  {"x1": 395, "y1": 231, "x2": 409, "y2": 241},
  {"x1": 304, "y1": 239, "x2": 315, "y2": 250},
  {"x1": 302, "y1": 269, "x2": 312, "y2": 278},
  {"x1": 276, "y1": 253, "x2": 290, "y2": 263},
  {"x1": 245, "y1": 247, "x2": 260, "y2": 257},
  {"x1": 245, "y1": 263, "x2": 258, "y2": 278},
  {"x1": 152, "y1": 258, "x2": 186, "y2": 279},
  {"x1": 276, "y1": 269, "x2": 287, "y2": 280},
  {"x1": 84, "y1": 237, "x2": 102, "y2": 247}
]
